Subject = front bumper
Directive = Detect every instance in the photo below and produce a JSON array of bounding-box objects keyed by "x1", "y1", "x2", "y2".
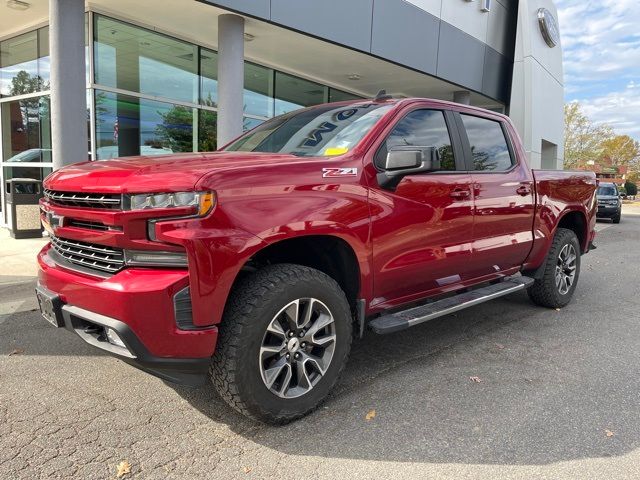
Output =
[
  {"x1": 37, "y1": 245, "x2": 217, "y2": 386},
  {"x1": 597, "y1": 205, "x2": 621, "y2": 218}
]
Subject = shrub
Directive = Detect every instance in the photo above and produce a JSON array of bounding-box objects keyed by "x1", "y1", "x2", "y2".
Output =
[{"x1": 625, "y1": 181, "x2": 638, "y2": 197}]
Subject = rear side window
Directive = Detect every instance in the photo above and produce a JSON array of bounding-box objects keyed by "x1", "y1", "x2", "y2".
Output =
[
  {"x1": 460, "y1": 114, "x2": 514, "y2": 171},
  {"x1": 375, "y1": 109, "x2": 456, "y2": 171}
]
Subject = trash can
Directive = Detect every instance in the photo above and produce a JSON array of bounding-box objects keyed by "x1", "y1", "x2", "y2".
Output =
[{"x1": 5, "y1": 178, "x2": 44, "y2": 239}]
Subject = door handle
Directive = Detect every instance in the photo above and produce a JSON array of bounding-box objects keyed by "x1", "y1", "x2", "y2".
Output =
[
  {"x1": 450, "y1": 189, "x2": 471, "y2": 200},
  {"x1": 516, "y1": 185, "x2": 532, "y2": 196}
]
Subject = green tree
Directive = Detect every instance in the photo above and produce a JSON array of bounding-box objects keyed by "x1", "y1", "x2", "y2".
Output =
[
  {"x1": 625, "y1": 181, "x2": 638, "y2": 197},
  {"x1": 564, "y1": 102, "x2": 613, "y2": 169},
  {"x1": 600, "y1": 135, "x2": 640, "y2": 168},
  {"x1": 155, "y1": 106, "x2": 194, "y2": 153},
  {"x1": 9, "y1": 70, "x2": 48, "y2": 96}
]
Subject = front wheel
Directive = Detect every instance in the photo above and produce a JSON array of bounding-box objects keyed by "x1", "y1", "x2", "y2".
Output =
[
  {"x1": 613, "y1": 213, "x2": 621, "y2": 224},
  {"x1": 528, "y1": 228, "x2": 581, "y2": 309},
  {"x1": 210, "y1": 264, "x2": 352, "y2": 424}
]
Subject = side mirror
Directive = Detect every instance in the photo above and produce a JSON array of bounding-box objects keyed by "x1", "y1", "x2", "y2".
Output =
[{"x1": 377, "y1": 146, "x2": 439, "y2": 190}]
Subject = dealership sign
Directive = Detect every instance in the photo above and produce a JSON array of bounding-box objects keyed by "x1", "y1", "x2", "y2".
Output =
[{"x1": 537, "y1": 8, "x2": 560, "y2": 48}]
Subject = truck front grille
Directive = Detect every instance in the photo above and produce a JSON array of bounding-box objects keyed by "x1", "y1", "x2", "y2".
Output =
[
  {"x1": 66, "y1": 219, "x2": 115, "y2": 231},
  {"x1": 44, "y1": 189, "x2": 122, "y2": 210},
  {"x1": 50, "y1": 235, "x2": 125, "y2": 274}
]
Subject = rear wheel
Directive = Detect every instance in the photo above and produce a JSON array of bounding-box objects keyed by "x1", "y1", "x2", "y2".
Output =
[
  {"x1": 210, "y1": 264, "x2": 352, "y2": 424},
  {"x1": 528, "y1": 228, "x2": 581, "y2": 309}
]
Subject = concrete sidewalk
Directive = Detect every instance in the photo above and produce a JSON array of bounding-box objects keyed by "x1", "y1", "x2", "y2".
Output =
[{"x1": 0, "y1": 228, "x2": 48, "y2": 317}]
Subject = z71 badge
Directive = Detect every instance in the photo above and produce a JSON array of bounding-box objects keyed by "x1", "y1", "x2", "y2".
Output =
[{"x1": 322, "y1": 167, "x2": 358, "y2": 178}]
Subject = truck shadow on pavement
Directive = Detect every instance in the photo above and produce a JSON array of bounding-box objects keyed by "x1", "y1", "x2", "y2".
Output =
[{"x1": 173, "y1": 283, "x2": 639, "y2": 466}]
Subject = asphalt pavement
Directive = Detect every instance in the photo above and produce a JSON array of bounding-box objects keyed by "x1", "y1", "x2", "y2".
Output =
[{"x1": 1, "y1": 205, "x2": 639, "y2": 479}]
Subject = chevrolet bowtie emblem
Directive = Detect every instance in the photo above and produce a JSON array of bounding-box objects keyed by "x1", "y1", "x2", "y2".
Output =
[{"x1": 46, "y1": 211, "x2": 64, "y2": 229}]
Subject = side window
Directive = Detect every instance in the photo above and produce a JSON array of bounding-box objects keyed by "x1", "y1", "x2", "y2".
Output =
[
  {"x1": 375, "y1": 109, "x2": 456, "y2": 171},
  {"x1": 460, "y1": 114, "x2": 514, "y2": 171}
]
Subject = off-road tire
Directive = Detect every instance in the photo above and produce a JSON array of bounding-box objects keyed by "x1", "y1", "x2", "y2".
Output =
[
  {"x1": 527, "y1": 227, "x2": 581, "y2": 309},
  {"x1": 210, "y1": 264, "x2": 352, "y2": 424},
  {"x1": 613, "y1": 214, "x2": 621, "y2": 224}
]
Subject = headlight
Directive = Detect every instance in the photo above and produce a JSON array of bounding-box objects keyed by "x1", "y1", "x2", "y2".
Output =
[
  {"x1": 125, "y1": 250, "x2": 188, "y2": 267},
  {"x1": 128, "y1": 191, "x2": 215, "y2": 216}
]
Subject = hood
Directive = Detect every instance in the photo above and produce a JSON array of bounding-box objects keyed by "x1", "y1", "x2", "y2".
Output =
[{"x1": 44, "y1": 151, "x2": 302, "y2": 193}]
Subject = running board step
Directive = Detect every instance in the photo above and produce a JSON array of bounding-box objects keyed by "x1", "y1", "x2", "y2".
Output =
[{"x1": 369, "y1": 276, "x2": 534, "y2": 335}]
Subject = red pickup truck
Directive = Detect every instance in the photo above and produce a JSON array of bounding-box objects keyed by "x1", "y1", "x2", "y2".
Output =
[{"x1": 37, "y1": 97, "x2": 597, "y2": 423}]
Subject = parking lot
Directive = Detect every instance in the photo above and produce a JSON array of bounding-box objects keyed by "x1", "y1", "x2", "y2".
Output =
[{"x1": 1, "y1": 204, "x2": 639, "y2": 480}]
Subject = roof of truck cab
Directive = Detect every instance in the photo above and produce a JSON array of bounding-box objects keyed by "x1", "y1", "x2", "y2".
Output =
[{"x1": 322, "y1": 97, "x2": 510, "y2": 121}]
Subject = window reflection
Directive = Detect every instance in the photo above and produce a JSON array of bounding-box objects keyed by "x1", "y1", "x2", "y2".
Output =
[
  {"x1": 1, "y1": 96, "x2": 51, "y2": 162},
  {"x1": 95, "y1": 90, "x2": 194, "y2": 159},
  {"x1": 3, "y1": 166, "x2": 52, "y2": 182},
  {"x1": 94, "y1": 15, "x2": 199, "y2": 104},
  {"x1": 377, "y1": 109, "x2": 456, "y2": 171},
  {"x1": 0, "y1": 30, "x2": 49, "y2": 97},
  {"x1": 243, "y1": 117, "x2": 263, "y2": 132},
  {"x1": 460, "y1": 114, "x2": 513, "y2": 171},
  {"x1": 244, "y1": 62, "x2": 273, "y2": 117},
  {"x1": 274, "y1": 72, "x2": 326, "y2": 116},
  {"x1": 198, "y1": 109, "x2": 217, "y2": 152},
  {"x1": 329, "y1": 88, "x2": 362, "y2": 103},
  {"x1": 200, "y1": 48, "x2": 218, "y2": 107}
]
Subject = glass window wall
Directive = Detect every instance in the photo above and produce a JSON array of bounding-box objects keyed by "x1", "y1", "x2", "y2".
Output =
[
  {"x1": 274, "y1": 72, "x2": 326, "y2": 116},
  {"x1": 200, "y1": 48, "x2": 218, "y2": 107},
  {"x1": 3, "y1": 165, "x2": 52, "y2": 183},
  {"x1": 1, "y1": 96, "x2": 51, "y2": 162},
  {"x1": 198, "y1": 109, "x2": 217, "y2": 151},
  {"x1": 244, "y1": 62, "x2": 273, "y2": 117},
  {"x1": 329, "y1": 88, "x2": 362, "y2": 103},
  {"x1": 94, "y1": 90, "x2": 195, "y2": 159},
  {"x1": 0, "y1": 29, "x2": 51, "y2": 98},
  {"x1": 94, "y1": 15, "x2": 199, "y2": 104}
]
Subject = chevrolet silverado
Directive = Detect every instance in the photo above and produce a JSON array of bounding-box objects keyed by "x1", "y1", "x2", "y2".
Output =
[{"x1": 36, "y1": 96, "x2": 597, "y2": 423}]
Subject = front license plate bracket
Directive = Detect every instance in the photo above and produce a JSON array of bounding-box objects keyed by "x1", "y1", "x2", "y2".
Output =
[{"x1": 35, "y1": 286, "x2": 64, "y2": 328}]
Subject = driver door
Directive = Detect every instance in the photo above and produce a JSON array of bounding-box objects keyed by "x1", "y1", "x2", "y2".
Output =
[{"x1": 368, "y1": 108, "x2": 476, "y2": 308}]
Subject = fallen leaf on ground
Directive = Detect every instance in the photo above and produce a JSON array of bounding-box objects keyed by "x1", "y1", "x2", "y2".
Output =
[
  {"x1": 116, "y1": 461, "x2": 132, "y2": 478},
  {"x1": 495, "y1": 343, "x2": 505, "y2": 350},
  {"x1": 469, "y1": 376, "x2": 482, "y2": 383},
  {"x1": 8, "y1": 348, "x2": 24, "y2": 356},
  {"x1": 555, "y1": 308, "x2": 561, "y2": 312},
  {"x1": 605, "y1": 429, "x2": 615, "y2": 437},
  {"x1": 243, "y1": 466, "x2": 252, "y2": 473},
  {"x1": 365, "y1": 409, "x2": 376, "y2": 421}
]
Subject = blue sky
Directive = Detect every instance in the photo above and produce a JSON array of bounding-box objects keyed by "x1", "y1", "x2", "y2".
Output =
[{"x1": 556, "y1": 0, "x2": 640, "y2": 140}]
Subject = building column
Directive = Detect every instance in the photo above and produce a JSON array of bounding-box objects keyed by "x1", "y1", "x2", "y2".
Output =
[
  {"x1": 49, "y1": 0, "x2": 88, "y2": 170},
  {"x1": 217, "y1": 14, "x2": 245, "y2": 147},
  {"x1": 453, "y1": 90, "x2": 471, "y2": 105}
]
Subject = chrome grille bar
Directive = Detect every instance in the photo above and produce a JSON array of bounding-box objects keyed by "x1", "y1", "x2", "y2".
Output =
[
  {"x1": 44, "y1": 189, "x2": 122, "y2": 209},
  {"x1": 50, "y1": 235, "x2": 124, "y2": 274}
]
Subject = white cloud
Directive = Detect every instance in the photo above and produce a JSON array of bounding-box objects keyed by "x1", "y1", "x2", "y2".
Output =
[
  {"x1": 556, "y1": 0, "x2": 640, "y2": 139},
  {"x1": 578, "y1": 82, "x2": 640, "y2": 139}
]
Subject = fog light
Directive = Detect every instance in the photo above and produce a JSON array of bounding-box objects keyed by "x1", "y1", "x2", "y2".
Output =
[{"x1": 105, "y1": 328, "x2": 126, "y2": 349}]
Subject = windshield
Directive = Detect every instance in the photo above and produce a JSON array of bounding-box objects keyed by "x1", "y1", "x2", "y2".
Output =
[
  {"x1": 597, "y1": 185, "x2": 617, "y2": 196},
  {"x1": 224, "y1": 102, "x2": 394, "y2": 157}
]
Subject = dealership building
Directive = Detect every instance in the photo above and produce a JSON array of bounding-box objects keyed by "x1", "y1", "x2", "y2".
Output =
[{"x1": 0, "y1": 0, "x2": 563, "y2": 226}]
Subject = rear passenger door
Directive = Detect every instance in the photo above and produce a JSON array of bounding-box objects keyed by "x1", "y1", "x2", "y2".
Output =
[
  {"x1": 369, "y1": 108, "x2": 476, "y2": 306},
  {"x1": 456, "y1": 113, "x2": 535, "y2": 277}
]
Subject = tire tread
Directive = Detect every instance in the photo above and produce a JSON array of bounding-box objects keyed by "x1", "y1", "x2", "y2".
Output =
[
  {"x1": 527, "y1": 228, "x2": 580, "y2": 308},
  {"x1": 210, "y1": 264, "x2": 352, "y2": 424}
]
